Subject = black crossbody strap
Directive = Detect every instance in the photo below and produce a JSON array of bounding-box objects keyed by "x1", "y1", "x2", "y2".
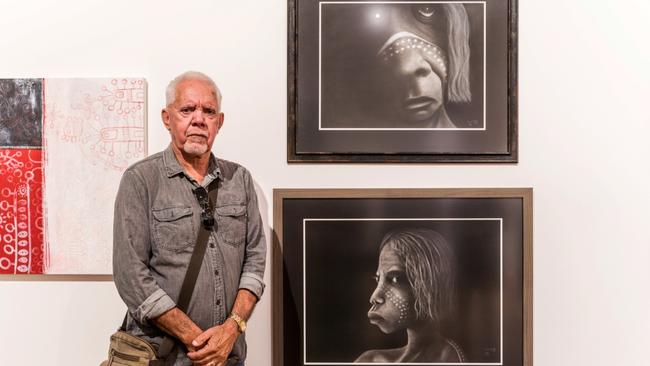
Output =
[
  {"x1": 177, "y1": 222, "x2": 213, "y2": 311},
  {"x1": 154, "y1": 179, "x2": 219, "y2": 365}
]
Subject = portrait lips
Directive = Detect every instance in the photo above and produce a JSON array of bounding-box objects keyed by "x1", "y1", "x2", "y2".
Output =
[
  {"x1": 367, "y1": 311, "x2": 385, "y2": 325},
  {"x1": 403, "y1": 96, "x2": 436, "y2": 111}
]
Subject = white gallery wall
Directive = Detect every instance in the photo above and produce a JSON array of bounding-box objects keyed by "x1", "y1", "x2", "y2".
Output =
[{"x1": 1, "y1": 0, "x2": 649, "y2": 365}]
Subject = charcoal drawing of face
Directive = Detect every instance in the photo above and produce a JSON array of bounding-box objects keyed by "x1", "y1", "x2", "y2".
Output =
[
  {"x1": 368, "y1": 244, "x2": 416, "y2": 333},
  {"x1": 356, "y1": 228, "x2": 465, "y2": 363},
  {"x1": 367, "y1": 228, "x2": 455, "y2": 331},
  {"x1": 321, "y1": 4, "x2": 472, "y2": 128}
]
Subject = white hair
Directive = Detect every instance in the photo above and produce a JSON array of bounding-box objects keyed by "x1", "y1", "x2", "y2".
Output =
[
  {"x1": 443, "y1": 4, "x2": 471, "y2": 103},
  {"x1": 165, "y1": 71, "x2": 223, "y2": 109}
]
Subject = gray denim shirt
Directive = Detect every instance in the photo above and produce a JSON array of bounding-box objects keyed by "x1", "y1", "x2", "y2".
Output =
[{"x1": 113, "y1": 145, "x2": 266, "y2": 365}]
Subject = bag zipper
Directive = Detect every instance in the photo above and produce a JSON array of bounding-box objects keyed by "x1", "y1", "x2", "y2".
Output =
[
  {"x1": 111, "y1": 349, "x2": 141, "y2": 362},
  {"x1": 111, "y1": 331, "x2": 158, "y2": 355}
]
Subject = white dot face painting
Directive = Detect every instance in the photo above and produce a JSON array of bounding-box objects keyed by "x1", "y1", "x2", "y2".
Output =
[
  {"x1": 367, "y1": 245, "x2": 415, "y2": 333},
  {"x1": 378, "y1": 35, "x2": 447, "y2": 77}
]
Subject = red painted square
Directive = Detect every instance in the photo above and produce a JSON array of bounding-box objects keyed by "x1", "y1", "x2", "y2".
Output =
[{"x1": 0, "y1": 149, "x2": 44, "y2": 274}]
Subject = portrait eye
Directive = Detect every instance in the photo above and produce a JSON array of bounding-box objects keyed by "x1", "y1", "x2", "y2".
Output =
[
  {"x1": 180, "y1": 106, "x2": 195, "y2": 114},
  {"x1": 413, "y1": 5, "x2": 436, "y2": 23},
  {"x1": 203, "y1": 107, "x2": 217, "y2": 115},
  {"x1": 386, "y1": 271, "x2": 406, "y2": 286}
]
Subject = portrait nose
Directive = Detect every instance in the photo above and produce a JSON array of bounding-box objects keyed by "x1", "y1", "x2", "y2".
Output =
[
  {"x1": 386, "y1": 50, "x2": 435, "y2": 97},
  {"x1": 369, "y1": 284, "x2": 385, "y2": 305},
  {"x1": 396, "y1": 51, "x2": 433, "y2": 79}
]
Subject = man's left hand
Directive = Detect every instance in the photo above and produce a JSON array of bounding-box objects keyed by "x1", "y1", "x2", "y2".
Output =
[{"x1": 187, "y1": 319, "x2": 240, "y2": 366}]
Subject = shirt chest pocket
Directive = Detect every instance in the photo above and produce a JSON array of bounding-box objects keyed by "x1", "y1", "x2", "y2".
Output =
[
  {"x1": 216, "y1": 204, "x2": 246, "y2": 246},
  {"x1": 152, "y1": 206, "x2": 195, "y2": 251}
]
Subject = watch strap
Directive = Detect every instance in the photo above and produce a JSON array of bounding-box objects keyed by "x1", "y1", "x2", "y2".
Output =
[{"x1": 229, "y1": 312, "x2": 246, "y2": 333}]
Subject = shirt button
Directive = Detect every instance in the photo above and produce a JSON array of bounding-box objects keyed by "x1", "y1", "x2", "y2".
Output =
[{"x1": 216, "y1": 299, "x2": 221, "y2": 305}]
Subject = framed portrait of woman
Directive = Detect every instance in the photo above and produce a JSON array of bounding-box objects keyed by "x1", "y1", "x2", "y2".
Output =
[
  {"x1": 288, "y1": 0, "x2": 518, "y2": 163},
  {"x1": 273, "y1": 188, "x2": 532, "y2": 365}
]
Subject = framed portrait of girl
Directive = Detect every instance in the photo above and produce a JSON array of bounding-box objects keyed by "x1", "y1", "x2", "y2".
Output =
[{"x1": 273, "y1": 188, "x2": 532, "y2": 365}]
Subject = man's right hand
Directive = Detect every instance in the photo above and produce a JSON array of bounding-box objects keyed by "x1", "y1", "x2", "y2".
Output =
[{"x1": 187, "y1": 319, "x2": 240, "y2": 366}]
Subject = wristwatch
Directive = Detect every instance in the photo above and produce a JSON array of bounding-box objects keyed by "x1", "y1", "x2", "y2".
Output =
[{"x1": 229, "y1": 312, "x2": 247, "y2": 333}]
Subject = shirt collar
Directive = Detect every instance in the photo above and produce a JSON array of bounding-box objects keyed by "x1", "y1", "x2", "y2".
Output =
[{"x1": 163, "y1": 144, "x2": 221, "y2": 180}]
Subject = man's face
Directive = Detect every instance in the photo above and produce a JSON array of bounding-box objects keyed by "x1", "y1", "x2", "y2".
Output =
[
  {"x1": 162, "y1": 79, "x2": 223, "y2": 157},
  {"x1": 367, "y1": 244, "x2": 415, "y2": 333}
]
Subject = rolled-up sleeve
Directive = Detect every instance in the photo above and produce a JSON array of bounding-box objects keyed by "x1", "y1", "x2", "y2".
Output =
[
  {"x1": 113, "y1": 169, "x2": 176, "y2": 323},
  {"x1": 239, "y1": 169, "x2": 267, "y2": 299}
]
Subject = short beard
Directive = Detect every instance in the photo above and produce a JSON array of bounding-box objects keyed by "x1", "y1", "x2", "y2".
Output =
[{"x1": 182, "y1": 141, "x2": 209, "y2": 156}]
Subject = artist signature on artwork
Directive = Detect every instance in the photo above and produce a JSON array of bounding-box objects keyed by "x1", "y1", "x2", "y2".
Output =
[
  {"x1": 466, "y1": 119, "x2": 481, "y2": 127},
  {"x1": 481, "y1": 346, "x2": 497, "y2": 357}
]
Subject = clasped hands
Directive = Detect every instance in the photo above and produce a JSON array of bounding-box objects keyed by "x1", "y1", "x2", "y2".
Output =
[{"x1": 186, "y1": 319, "x2": 240, "y2": 366}]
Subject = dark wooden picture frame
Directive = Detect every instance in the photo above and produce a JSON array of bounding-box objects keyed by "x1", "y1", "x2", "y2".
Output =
[
  {"x1": 288, "y1": 0, "x2": 518, "y2": 163},
  {"x1": 273, "y1": 188, "x2": 532, "y2": 365}
]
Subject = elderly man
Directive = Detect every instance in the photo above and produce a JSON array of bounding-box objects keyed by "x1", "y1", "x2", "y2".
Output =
[{"x1": 112, "y1": 71, "x2": 266, "y2": 366}]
